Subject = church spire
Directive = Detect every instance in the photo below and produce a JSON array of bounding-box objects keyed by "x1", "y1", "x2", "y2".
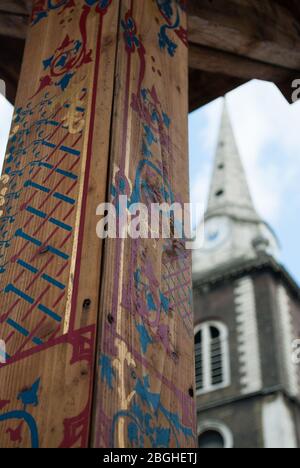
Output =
[
  {"x1": 206, "y1": 100, "x2": 259, "y2": 222},
  {"x1": 193, "y1": 98, "x2": 280, "y2": 278}
]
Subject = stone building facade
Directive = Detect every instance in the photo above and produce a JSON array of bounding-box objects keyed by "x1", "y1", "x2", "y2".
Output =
[{"x1": 193, "y1": 102, "x2": 300, "y2": 449}]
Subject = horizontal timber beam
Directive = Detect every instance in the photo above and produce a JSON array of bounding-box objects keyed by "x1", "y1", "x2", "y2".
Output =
[
  {"x1": 188, "y1": 0, "x2": 300, "y2": 70},
  {"x1": 189, "y1": 43, "x2": 298, "y2": 84},
  {"x1": 189, "y1": 43, "x2": 298, "y2": 103},
  {"x1": 0, "y1": 11, "x2": 29, "y2": 39},
  {"x1": 0, "y1": 1, "x2": 31, "y2": 15}
]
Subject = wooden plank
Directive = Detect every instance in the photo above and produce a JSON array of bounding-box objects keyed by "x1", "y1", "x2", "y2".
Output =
[
  {"x1": 0, "y1": 0, "x2": 196, "y2": 449},
  {"x1": 91, "y1": 0, "x2": 196, "y2": 448},
  {"x1": 0, "y1": 1, "x2": 31, "y2": 15},
  {"x1": 188, "y1": 0, "x2": 300, "y2": 70},
  {"x1": 0, "y1": 0, "x2": 120, "y2": 448},
  {"x1": 189, "y1": 43, "x2": 298, "y2": 84},
  {"x1": 0, "y1": 12, "x2": 29, "y2": 39}
]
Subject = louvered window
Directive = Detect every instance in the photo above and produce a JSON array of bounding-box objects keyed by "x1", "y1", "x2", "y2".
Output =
[{"x1": 195, "y1": 322, "x2": 230, "y2": 394}]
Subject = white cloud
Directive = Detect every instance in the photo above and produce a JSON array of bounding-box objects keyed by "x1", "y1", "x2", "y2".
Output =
[{"x1": 226, "y1": 80, "x2": 300, "y2": 225}]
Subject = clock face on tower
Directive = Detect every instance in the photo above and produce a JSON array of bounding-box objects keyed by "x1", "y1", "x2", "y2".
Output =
[{"x1": 203, "y1": 216, "x2": 231, "y2": 250}]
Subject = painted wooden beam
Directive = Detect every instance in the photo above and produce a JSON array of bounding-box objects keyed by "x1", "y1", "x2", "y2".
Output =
[
  {"x1": 91, "y1": 0, "x2": 196, "y2": 449},
  {"x1": 0, "y1": 0, "x2": 120, "y2": 448},
  {"x1": 0, "y1": 0, "x2": 196, "y2": 448}
]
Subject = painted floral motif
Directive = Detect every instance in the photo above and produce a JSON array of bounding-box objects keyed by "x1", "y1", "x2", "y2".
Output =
[
  {"x1": 156, "y1": 0, "x2": 188, "y2": 56},
  {"x1": 4, "y1": 0, "x2": 194, "y2": 448},
  {"x1": 131, "y1": 87, "x2": 172, "y2": 164},
  {"x1": 32, "y1": 33, "x2": 92, "y2": 97},
  {"x1": 99, "y1": 6, "x2": 195, "y2": 448},
  {"x1": 31, "y1": 0, "x2": 75, "y2": 25},
  {"x1": 99, "y1": 358, "x2": 193, "y2": 448},
  {"x1": 121, "y1": 13, "x2": 142, "y2": 54},
  {"x1": 85, "y1": 0, "x2": 113, "y2": 13},
  {"x1": 31, "y1": 0, "x2": 112, "y2": 25},
  {"x1": 0, "y1": 378, "x2": 40, "y2": 447}
]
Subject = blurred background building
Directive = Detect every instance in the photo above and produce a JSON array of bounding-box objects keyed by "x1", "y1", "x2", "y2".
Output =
[{"x1": 193, "y1": 100, "x2": 300, "y2": 449}]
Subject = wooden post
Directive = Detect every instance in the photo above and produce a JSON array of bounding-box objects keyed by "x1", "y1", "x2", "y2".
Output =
[{"x1": 0, "y1": 0, "x2": 196, "y2": 448}]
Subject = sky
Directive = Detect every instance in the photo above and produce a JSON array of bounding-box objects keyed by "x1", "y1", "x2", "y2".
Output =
[
  {"x1": 0, "y1": 94, "x2": 13, "y2": 164},
  {"x1": 189, "y1": 79, "x2": 300, "y2": 285},
  {"x1": 0, "y1": 79, "x2": 300, "y2": 283}
]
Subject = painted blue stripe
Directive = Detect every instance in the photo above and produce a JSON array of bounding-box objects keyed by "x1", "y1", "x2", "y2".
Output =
[
  {"x1": 6, "y1": 319, "x2": 29, "y2": 337},
  {"x1": 42, "y1": 274, "x2": 65, "y2": 290},
  {"x1": 40, "y1": 162, "x2": 53, "y2": 169},
  {"x1": 53, "y1": 192, "x2": 75, "y2": 205},
  {"x1": 4, "y1": 284, "x2": 35, "y2": 304},
  {"x1": 47, "y1": 246, "x2": 69, "y2": 260},
  {"x1": 32, "y1": 337, "x2": 44, "y2": 345},
  {"x1": 42, "y1": 141, "x2": 56, "y2": 149},
  {"x1": 0, "y1": 411, "x2": 39, "y2": 448},
  {"x1": 17, "y1": 259, "x2": 38, "y2": 274},
  {"x1": 26, "y1": 206, "x2": 47, "y2": 219},
  {"x1": 60, "y1": 146, "x2": 80, "y2": 157},
  {"x1": 55, "y1": 168, "x2": 77, "y2": 180},
  {"x1": 24, "y1": 181, "x2": 50, "y2": 193},
  {"x1": 15, "y1": 229, "x2": 42, "y2": 247},
  {"x1": 49, "y1": 217, "x2": 72, "y2": 232},
  {"x1": 38, "y1": 305, "x2": 61, "y2": 323}
]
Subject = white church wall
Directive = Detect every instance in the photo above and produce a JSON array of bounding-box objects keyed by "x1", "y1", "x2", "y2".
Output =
[
  {"x1": 262, "y1": 394, "x2": 297, "y2": 449},
  {"x1": 234, "y1": 277, "x2": 262, "y2": 395},
  {"x1": 276, "y1": 285, "x2": 299, "y2": 398}
]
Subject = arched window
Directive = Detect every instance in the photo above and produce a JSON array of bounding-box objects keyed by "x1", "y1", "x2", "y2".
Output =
[
  {"x1": 198, "y1": 420, "x2": 233, "y2": 449},
  {"x1": 195, "y1": 321, "x2": 230, "y2": 395}
]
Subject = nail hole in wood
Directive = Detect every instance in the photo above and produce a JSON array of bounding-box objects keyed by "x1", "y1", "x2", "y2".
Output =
[
  {"x1": 83, "y1": 299, "x2": 91, "y2": 310},
  {"x1": 107, "y1": 314, "x2": 114, "y2": 324}
]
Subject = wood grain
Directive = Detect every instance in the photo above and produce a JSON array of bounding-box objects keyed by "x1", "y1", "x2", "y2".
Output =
[
  {"x1": 91, "y1": 0, "x2": 196, "y2": 449},
  {"x1": 0, "y1": 0, "x2": 119, "y2": 448},
  {"x1": 0, "y1": 0, "x2": 196, "y2": 448},
  {"x1": 189, "y1": 43, "x2": 298, "y2": 85},
  {"x1": 188, "y1": 0, "x2": 300, "y2": 70}
]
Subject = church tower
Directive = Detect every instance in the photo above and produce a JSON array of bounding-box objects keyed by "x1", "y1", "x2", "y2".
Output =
[{"x1": 193, "y1": 101, "x2": 300, "y2": 449}]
